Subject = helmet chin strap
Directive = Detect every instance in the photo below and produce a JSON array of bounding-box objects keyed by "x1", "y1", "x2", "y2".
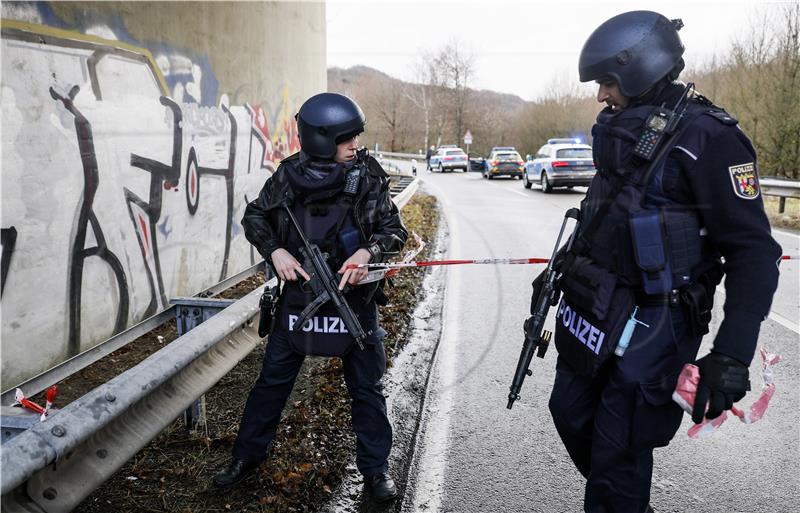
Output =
[
  {"x1": 668, "y1": 58, "x2": 686, "y2": 81},
  {"x1": 630, "y1": 73, "x2": 682, "y2": 108}
]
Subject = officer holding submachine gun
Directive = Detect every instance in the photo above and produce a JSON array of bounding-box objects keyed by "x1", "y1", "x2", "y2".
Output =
[
  {"x1": 509, "y1": 11, "x2": 781, "y2": 513},
  {"x1": 214, "y1": 92, "x2": 407, "y2": 503},
  {"x1": 507, "y1": 207, "x2": 579, "y2": 409}
]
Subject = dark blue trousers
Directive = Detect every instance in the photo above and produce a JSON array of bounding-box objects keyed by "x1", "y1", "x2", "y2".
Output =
[
  {"x1": 232, "y1": 326, "x2": 391, "y2": 477},
  {"x1": 549, "y1": 305, "x2": 702, "y2": 513}
]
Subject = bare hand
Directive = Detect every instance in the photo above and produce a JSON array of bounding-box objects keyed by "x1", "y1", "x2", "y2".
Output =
[
  {"x1": 337, "y1": 248, "x2": 372, "y2": 290},
  {"x1": 271, "y1": 248, "x2": 311, "y2": 282}
]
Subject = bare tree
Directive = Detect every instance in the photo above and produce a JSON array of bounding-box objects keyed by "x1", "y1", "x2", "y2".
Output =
[
  {"x1": 433, "y1": 40, "x2": 474, "y2": 144},
  {"x1": 765, "y1": 2, "x2": 800, "y2": 178},
  {"x1": 363, "y1": 76, "x2": 414, "y2": 152},
  {"x1": 403, "y1": 54, "x2": 437, "y2": 151}
]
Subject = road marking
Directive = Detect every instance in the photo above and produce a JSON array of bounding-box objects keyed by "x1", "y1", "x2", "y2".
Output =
[
  {"x1": 404, "y1": 178, "x2": 459, "y2": 513},
  {"x1": 767, "y1": 310, "x2": 800, "y2": 334},
  {"x1": 773, "y1": 228, "x2": 800, "y2": 239},
  {"x1": 715, "y1": 288, "x2": 799, "y2": 335},
  {"x1": 480, "y1": 179, "x2": 531, "y2": 197},
  {"x1": 505, "y1": 187, "x2": 529, "y2": 197}
]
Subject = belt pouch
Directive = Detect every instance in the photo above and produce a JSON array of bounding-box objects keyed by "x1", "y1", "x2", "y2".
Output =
[
  {"x1": 258, "y1": 284, "x2": 279, "y2": 338},
  {"x1": 559, "y1": 256, "x2": 617, "y2": 320},
  {"x1": 680, "y1": 283, "x2": 711, "y2": 337}
]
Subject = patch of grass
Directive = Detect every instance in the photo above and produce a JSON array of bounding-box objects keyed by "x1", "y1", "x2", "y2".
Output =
[
  {"x1": 763, "y1": 195, "x2": 800, "y2": 231},
  {"x1": 76, "y1": 192, "x2": 440, "y2": 512}
]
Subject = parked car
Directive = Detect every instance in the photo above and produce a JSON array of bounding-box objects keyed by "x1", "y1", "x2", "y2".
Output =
[
  {"x1": 523, "y1": 140, "x2": 596, "y2": 192},
  {"x1": 468, "y1": 152, "x2": 485, "y2": 172},
  {"x1": 490, "y1": 146, "x2": 517, "y2": 153},
  {"x1": 429, "y1": 147, "x2": 468, "y2": 172},
  {"x1": 482, "y1": 149, "x2": 524, "y2": 179}
]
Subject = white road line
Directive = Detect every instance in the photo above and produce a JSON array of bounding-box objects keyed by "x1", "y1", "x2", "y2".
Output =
[
  {"x1": 716, "y1": 288, "x2": 800, "y2": 335},
  {"x1": 767, "y1": 310, "x2": 800, "y2": 334},
  {"x1": 405, "y1": 182, "x2": 460, "y2": 513},
  {"x1": 480, "y1": 179, "x2": 531, "y2": 197},
  {"x1": 504, "y1": 187, "x2": 530, "y2": 197},
  {"x1": 773, "y1": 227, "x2": 800, "y2": 239}
]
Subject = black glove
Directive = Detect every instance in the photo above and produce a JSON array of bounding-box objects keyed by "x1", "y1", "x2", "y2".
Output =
[
  {"x1": 692, "y1": 352, "x2": 751, "y2": 424},
  {"x1": 529, "y1": 270, "x2": 545, "y2": 315}
]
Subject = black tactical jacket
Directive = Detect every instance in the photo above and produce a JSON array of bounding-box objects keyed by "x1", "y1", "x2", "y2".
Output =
[{"x1": 242, "y1": 152, "x2": 408, "y2": 268}]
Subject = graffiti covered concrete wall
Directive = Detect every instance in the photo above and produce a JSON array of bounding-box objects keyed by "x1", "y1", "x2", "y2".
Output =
[{"x1": 1, "y1": 1, "x2": 326, "y2": 390}]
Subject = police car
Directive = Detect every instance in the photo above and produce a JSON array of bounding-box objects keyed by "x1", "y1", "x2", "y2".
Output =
[
  {"x1": 429, "y1": 147, "x2": 468, "y2": 172},
  {"x1": 482, "y1": 149, "x2": 525, "y2": 179},
  {"x1": 523, "y1": 138, "x2": 596, "y2": 192}
]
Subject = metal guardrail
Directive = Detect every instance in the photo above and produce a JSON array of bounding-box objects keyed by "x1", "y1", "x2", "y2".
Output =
[
  {"x1": 0, "y1": 261, "x2": 267, "y2": 407},
  {"x1": 1, "y1": 286, "x2": 265, "y2": 511},
  {"x1": 378, "y1": 158, "x2": 404, "y2": 175},
  {"x1": 376, "y1": 150, "x2": 425, "y2": 160},
  {"x1": 1, "y1": 176, "x2": 420, "y2": 512},
  {"x1": 391, "y1": 176, "x2": 419, "y2": 210},
  {"x1": 760, "y1": 177, "x2": 800, "y2": 213}
]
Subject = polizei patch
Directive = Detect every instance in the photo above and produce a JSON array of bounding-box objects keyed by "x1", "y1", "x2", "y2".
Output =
[
  {"x1": 556, "y1": 300, "x2": 606, "y2": 355},
  {"x1": 728, "y1": 162, "x2": 760, "y2": 199},
  {"x1": 288, "y1": 314, "x2": 349, "y2": 334}
]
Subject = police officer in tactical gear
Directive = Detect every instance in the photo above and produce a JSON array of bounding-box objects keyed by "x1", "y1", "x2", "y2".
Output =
[
  {"x1": 544, "y1": 11, "x2": 781, "y2": 513},
  {"x1": 213, "y1": 92, "x2": 407, "y2": 503}
]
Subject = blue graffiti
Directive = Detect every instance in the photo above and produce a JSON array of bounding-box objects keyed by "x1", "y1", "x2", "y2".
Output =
[{"x1": 31, "y1": 1, "x2": 220, "y2": 106}]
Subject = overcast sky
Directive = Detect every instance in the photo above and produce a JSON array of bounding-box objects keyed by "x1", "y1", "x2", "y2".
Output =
[{"x1": 327, "y1": 0, "x2": 788, "y2": 101}]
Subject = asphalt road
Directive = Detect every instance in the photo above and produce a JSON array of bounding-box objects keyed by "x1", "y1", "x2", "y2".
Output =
[{"x1": 400, "y1": 168, "x2": 800, "y2": 513}]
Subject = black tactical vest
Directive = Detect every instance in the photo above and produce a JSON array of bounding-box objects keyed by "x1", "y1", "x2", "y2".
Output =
[
  {"x1": 554, "y1": 100, "x2": 715, "y2": 376},
  {"x1": 279, "y1": 162, "x2": 374, "y2": 356},
  {"x1": 575, "y1": 101, "x2": 710, "y2": 290}
]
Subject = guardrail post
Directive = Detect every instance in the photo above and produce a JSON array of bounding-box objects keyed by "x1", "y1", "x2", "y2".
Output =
[{"x1": 171, "y1": 297, "x2": 236, "y2": 432}]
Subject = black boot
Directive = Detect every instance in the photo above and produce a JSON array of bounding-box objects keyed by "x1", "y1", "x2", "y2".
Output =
[
  {"x1": 365, "y1": 473, "x2": 398, "y2": 503},
  {"x1": 213, "y1": 458, "x2": 260, "y2": 488}
]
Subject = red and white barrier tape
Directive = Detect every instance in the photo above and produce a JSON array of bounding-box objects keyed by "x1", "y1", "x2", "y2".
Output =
[
  {"x1": 673, "y1": 347, "x2": 781, "y2": 439},
  {"x1": 14, "y1": 385, "x2": 58, "y2": 421},
  {"x1": 353, "y1": 253, "x2": 798, "y2": 283}
]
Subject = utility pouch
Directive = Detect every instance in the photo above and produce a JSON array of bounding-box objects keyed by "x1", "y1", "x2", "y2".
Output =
[
  {"x1": 280, "y1": 283, "x2": 357, "y2": 356},
  {"x1": 559, "y1": 256, "x2": 618, "y2": 320},
  {"x1": 663, "y1": 210, "x2": 702, "y2": 289},
  {"x1": 556, "y1": 257, "x2": 635, "y2": 376},
  {"x1": 554, "y1": 286, "x2": 635, "y2": 377},
  {"x1": 680, "y1": 282, "x2": 712, "y2": 337},
  {"x1": 338, "y1": 226, "x2": 361, "y2": 259},
  {"x1": 258, "y1": 283, "x2": 279, "y2": 338},
  {"x1": 630, "y1": 209, "x2": 672, "y2": 295}
]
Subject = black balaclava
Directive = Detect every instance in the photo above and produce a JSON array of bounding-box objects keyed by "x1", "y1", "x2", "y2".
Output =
[{"x1": 286, "y1": 151, "x2": 357, "y2": 204}]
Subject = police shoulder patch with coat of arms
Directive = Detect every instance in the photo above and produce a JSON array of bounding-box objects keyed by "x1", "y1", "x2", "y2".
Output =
[{"x1": 728, "y1": 162, "x2": 760, "y2": 199}]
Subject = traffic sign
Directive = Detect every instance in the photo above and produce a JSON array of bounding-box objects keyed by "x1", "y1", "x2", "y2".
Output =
[{"x1": 463, "y1": 130, "x2": 473, "y2": 146}]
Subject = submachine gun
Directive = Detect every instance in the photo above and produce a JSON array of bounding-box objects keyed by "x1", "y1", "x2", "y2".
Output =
[
  {"x1": 284, "y1": 205, "x2": 367, "y2": 350},
  {"x1": 507, "y1": 207, "x2": 580, "y2": 409}
]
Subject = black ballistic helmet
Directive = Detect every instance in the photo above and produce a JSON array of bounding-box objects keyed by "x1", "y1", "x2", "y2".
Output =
[
  {"x1": 295, "y1": 92, "x2": 366, "y2": 159},
  {"x1": 579, "y1": 11, "x2": 685, "y2": 98}
]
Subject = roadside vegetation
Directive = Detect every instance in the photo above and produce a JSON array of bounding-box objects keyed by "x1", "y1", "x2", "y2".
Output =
[
  {"x1": 330, "y1": 3, "x2": 799, "y2": 184},
  {"x1": 764, "y1": 196, "x2": 800, "y2": 231},
  {"x1": 72, "y1": 192, "x2": 439, "y2": 513}
]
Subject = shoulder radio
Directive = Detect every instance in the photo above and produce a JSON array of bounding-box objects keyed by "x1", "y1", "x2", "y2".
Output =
[{"x1": 633, "y1": 83, "x2": 695, "y2": 161}]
